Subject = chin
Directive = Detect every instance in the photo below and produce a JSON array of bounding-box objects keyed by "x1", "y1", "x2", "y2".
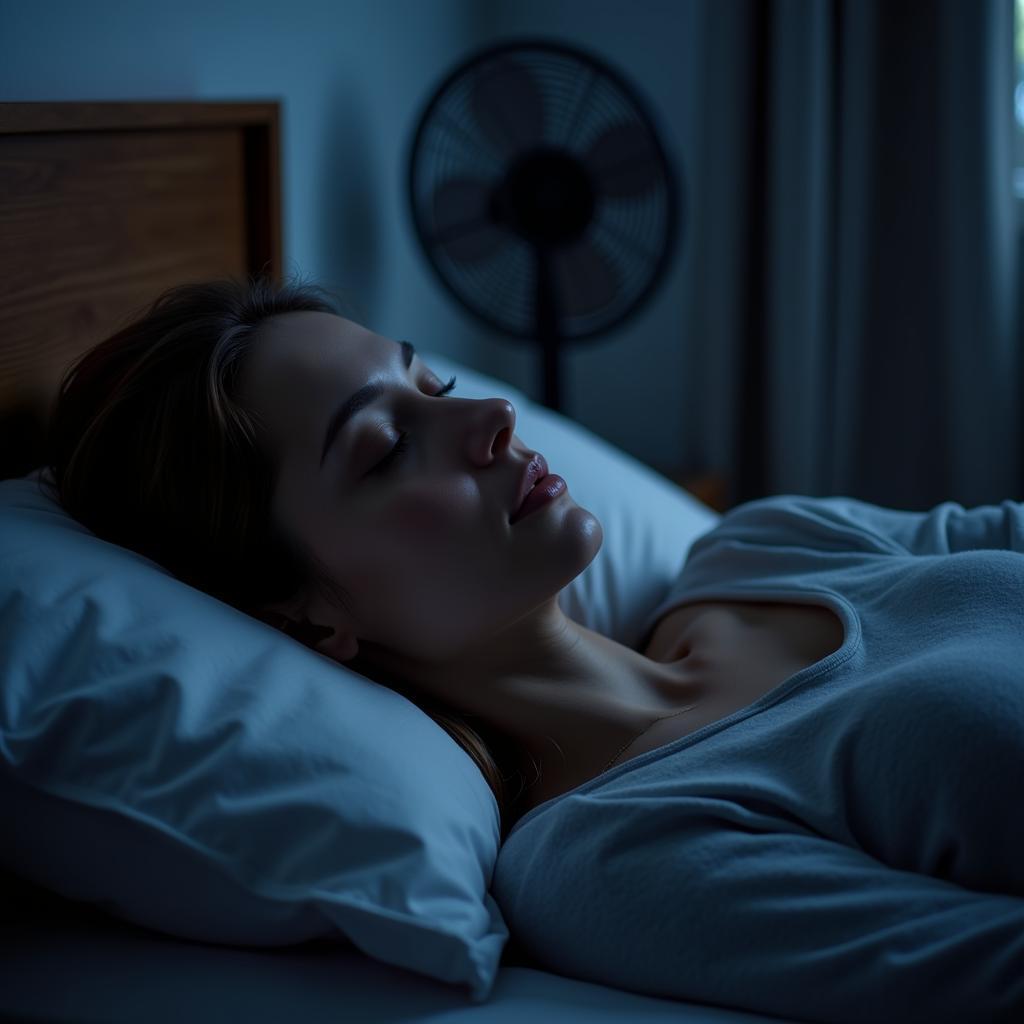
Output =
[{"x1": 560, "y1": 504, "x2": 604, "y2": 575}]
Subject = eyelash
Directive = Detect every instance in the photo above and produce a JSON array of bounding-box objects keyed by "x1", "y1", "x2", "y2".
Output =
[{"x1": 371, "y1": 375, "x2": 457, "y2": 475}]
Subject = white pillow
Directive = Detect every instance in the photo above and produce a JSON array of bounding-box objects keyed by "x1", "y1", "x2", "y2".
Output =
[
  {"x1": 0, "y1": 354, "x2": 718, "y2": 1000},
  {"x1": 0, "y1": 471, "x2": 507, "y2": 999}
]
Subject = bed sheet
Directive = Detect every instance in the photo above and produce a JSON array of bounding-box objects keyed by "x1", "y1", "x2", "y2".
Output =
[{"x1": 0, "y1": 875, "x2": 794, "y2": 1024}]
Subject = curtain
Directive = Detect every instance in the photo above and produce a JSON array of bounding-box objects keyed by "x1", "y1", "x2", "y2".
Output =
[{"x1": 691, "y1": 0, "x2": 1021, "y2": 510}]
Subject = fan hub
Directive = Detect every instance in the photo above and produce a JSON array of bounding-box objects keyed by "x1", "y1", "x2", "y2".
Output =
[{"x1": 494, "y1": 147, "x2": 595, "y2": 245}]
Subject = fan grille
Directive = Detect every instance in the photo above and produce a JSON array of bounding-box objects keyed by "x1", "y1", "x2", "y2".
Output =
[{"x1": 409, "y1": 40, "x2": 679, "y2": 342}]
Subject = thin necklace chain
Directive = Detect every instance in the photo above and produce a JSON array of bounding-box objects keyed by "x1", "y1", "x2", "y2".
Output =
[{"x1": 600, "y1": 703, "x2": 697, "y2": 774}]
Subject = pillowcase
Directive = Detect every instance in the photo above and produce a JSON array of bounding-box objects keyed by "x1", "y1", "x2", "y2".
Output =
[
  {"x1": 0, "y1": 471, "x2": 507, "y2": 999},
  {"x1": 0, "y1": 352, "x2": 718, "y2": 1002}
]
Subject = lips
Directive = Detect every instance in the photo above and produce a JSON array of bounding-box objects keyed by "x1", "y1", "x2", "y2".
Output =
[{"x1": 510, "y1": 453, "x2": 549, "y2": 523}]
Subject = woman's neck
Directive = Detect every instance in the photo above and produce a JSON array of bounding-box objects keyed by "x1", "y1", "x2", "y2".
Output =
[{"x1": 408, "y1": 603, "x2": 705, "y2": 814}]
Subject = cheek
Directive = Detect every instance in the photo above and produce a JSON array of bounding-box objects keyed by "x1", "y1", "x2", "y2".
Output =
[
  {"x1": 381, "y1": 478, "x2": 482, "y2": 540},
  {"x1": 353, "y1": 480, "x2": 497, "y2": 644}
]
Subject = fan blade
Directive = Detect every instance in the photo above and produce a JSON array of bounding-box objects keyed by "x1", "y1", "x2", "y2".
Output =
[
  {"x1": 470, "y1": 57, "x2": 545, "y2": 159},
  {"x1": 583, "y1": 122, "x2": 663, "y2": 198},
  {"x1": 431, "y1": 177, "x2": 507, "y2": 263},
  {"x1": 550, "y1": 239, "x2": 620, "y2": 318}
]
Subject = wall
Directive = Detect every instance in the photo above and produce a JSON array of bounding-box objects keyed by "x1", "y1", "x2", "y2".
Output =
[{"x1": 0, "y1": 0, "x2": 711, "y2": 479}]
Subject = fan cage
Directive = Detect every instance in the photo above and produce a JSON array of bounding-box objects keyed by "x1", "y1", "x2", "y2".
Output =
[{"x1": 408, "y1": 38, "x2": 680, "y2": 343}]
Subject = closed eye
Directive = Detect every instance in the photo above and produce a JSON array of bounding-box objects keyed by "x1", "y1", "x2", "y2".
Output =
[
  {"x1": 367, "y1": 374, "x2": 457, "y2": 476},
  {"x1": 434, "y1": 374, "x2": 457, "y2": 398}
]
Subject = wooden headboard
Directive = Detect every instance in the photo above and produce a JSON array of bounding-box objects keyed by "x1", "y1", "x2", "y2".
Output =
[{"x1": 0, "y1": 101, "x2": 282, "y2": 480}]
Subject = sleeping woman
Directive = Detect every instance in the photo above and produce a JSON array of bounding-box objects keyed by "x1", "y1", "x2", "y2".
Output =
[{"x1": 47, "y1": 277, "x2": 1024, "y2": 1023}]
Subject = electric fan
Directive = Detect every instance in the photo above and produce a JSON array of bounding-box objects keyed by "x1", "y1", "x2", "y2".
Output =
[{"x1": 407, "y1": 38, "x2": 681, "y2": 412}]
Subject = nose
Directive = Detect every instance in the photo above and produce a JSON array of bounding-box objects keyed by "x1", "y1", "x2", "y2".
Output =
[{"x1": 463, "y1": 397, "x2": 516, "y2": 465}]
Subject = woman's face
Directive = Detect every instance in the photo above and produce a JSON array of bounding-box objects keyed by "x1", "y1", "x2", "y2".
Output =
[{"x1": 239, "y1": 311, "x2": 602, "y2": 665}]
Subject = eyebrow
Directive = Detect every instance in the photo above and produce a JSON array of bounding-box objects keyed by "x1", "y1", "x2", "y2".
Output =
[{"x1": 319, "y1": 338, "x2": 415, "y2": 468}]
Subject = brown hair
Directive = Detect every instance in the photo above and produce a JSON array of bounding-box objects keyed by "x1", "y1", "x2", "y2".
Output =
[{"x1": 45, "y1": 275, "x2": 524, "y2": 831}]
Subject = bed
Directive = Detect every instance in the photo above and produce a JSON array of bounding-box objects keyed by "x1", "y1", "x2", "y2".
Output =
[{"x1": 0, "y1": 100, "x2": 788, "y2": 1023}]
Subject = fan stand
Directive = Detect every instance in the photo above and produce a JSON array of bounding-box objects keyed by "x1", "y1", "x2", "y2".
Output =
[
  {"x1": 497, "y1": 146, "x2": 594, "y2": 413},
  {"x1": 534, "y1": 245, "x2": 563, "y2": 411}
]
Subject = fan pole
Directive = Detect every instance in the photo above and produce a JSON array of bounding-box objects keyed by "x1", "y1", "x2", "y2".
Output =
[{"x1": 535, "y1": 247, "x2": 562, "y2": 412}]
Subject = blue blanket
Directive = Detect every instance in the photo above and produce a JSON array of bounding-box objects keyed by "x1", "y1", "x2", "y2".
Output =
[{"x1": 492, "y1": 495, "x2": 1024, "y2": 1022}]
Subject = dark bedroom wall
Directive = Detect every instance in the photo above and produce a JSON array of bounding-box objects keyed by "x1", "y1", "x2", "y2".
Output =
[
  {"x1": 0, "y1": 0, "x2": 714, "y2": 482},
  {"x1": 0, "y1": 0, "x2": 498, "y2": 382}
]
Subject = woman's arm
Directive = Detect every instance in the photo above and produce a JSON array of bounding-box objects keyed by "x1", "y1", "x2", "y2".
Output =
[
  {"x1": 685, "y1": 495, "x2": 1024, "y2": 561},
  {"x1": 808, "y1": 496, "x2": 1024, "y2": 556}
]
